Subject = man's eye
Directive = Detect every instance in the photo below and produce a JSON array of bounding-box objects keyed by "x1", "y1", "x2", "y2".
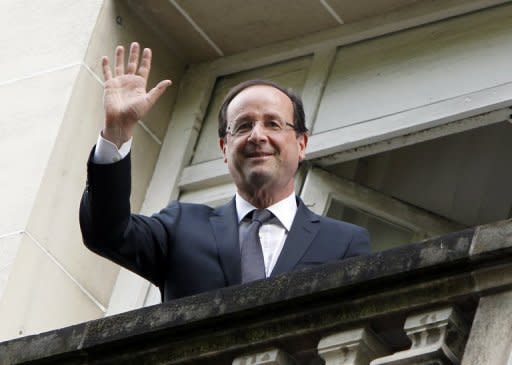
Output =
[
  {"x1": 235, "y1": 122, "x2": 253, "y2": 132},
  {"x1": 267, "y1": 120, "x2": 282, "y2": 130}
]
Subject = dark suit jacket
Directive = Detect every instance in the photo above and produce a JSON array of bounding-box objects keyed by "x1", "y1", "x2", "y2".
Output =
[{"x1": 80, "y1": 151, "x2": 370, "y2": 302}]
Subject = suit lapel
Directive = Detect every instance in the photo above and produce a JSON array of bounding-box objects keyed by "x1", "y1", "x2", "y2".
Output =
[
  {"x1": 271, "y1": 199, "x2": 320, "y2": 276},
  {"x1": 210, "y1": 199, "x2": 241, "y2": 286}
]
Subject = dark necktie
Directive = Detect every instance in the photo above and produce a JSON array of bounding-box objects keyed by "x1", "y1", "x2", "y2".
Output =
[{"x1": 241, "y1": 209, "x2": 273, "y2": 283}]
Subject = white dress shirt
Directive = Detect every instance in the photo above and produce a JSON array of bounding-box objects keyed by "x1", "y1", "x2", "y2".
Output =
[
  {"x1": 93, "y1": 134, "x2": 132, "y2": 164},
  {"x1": 94, "y1": 134, "x2": 298, "y2": 277}
]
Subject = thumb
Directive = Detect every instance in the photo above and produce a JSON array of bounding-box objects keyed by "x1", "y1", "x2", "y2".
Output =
[{"x1": 146, "y1": 80, "x2": 172, "y2": 106}]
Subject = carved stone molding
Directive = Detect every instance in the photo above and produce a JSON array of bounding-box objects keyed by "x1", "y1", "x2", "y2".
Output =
[
  {"x1": 232, "y1": 348, "x2": 296, "y2": 365},
  {"x1": 318, "y1": 326, "x2": 389, "y2": 365},
  {"x1": 371, "y1": 306, "x2": 468, "y2": 365}
]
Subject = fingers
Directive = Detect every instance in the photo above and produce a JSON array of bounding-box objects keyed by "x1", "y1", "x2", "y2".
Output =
[
  {"x1": 110, "y1": 43, "x2": 147, "y2": 77},
  {"x1": 126, "y1": 42, "x2": 140, "y2": 74},
  {"x1": 101, "y1": 56, "x2": 112, "y2": 81},
  {"x1": 137, "y1": 48, "x2": 152, "y2": 80},
  {"x1": 104, "y1": 43, "x2": 170, "y2": 99},
  {"x1": 114, "y1": 45, "x2": 124, "y2": 76},
  {"x1": 146, "y1": 80, "x2": 172, "y2": 105}
]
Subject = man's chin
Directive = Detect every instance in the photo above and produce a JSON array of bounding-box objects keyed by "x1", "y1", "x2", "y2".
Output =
[{"x1": 245, "y1": 169, "x2": 274, "y2": 187}]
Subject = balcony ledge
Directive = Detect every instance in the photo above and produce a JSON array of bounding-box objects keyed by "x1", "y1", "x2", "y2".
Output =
[{"x1": 1, "y1": 219, "x2": 512, "y2": 364}]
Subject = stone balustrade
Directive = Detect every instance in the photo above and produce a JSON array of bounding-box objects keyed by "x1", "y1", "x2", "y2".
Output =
[
  {"x1": 232, "y1": 306, "x2": 470, "y2": 365},
  {"x1": 1, "y1": 219, "x2": 512, "y2": 364}
]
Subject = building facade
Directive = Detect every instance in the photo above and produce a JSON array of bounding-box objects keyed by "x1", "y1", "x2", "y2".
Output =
[{"x1": 0, "y1": 2, "x2": 511, "y2": 361}]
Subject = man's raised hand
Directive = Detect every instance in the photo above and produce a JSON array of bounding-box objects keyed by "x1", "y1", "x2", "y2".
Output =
[{"x1": 102, "y1": 42, "x2": 172, "y2": 148}]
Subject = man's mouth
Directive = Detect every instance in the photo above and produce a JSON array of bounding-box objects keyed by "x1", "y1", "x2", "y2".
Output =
[{"x1": 245, "y1": 151, "x2": 275, "y2": 158}]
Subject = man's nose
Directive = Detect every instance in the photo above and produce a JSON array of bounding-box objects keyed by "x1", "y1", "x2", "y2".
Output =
[{"x1": 247, "y1": 122, "x2": 268, "y2": 141}]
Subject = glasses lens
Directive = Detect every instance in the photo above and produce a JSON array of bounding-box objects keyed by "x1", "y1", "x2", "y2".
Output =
[{"x1": 229, "y1": 120, "x2": 294, "y2": 136}]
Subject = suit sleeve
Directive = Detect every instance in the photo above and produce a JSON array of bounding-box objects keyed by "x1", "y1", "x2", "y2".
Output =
[
  {"x1": 79, "y1": 148, "x2": 176, "y2": 287},
  {"x1": 346, "y1": 226, "x2": 371, "y2": 257}
]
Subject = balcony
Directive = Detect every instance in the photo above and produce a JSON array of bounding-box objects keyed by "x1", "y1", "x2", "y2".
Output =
[{"x1": 1, "y1": 218, "x2": 512, "y2": 364}]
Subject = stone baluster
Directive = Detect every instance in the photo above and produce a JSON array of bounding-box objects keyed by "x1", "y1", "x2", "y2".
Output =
[
  {"x1": 371, "y1": 306, "x2": 468, "y2": 365},
  {"x1": 317, "y1": 326, "x2": 389, "y2": 365},
  {"x1": 232, "y1": 348, "x2": 296, "y2": 365}
]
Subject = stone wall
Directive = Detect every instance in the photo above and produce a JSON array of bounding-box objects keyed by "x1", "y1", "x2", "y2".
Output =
[{"x1": 0, "y1": 0, "x2": 185, "y2": 341}]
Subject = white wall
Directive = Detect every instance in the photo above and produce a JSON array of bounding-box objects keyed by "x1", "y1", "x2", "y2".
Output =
[{"x1": 0, "y1": 0, "x2": 186, "y2": 341}]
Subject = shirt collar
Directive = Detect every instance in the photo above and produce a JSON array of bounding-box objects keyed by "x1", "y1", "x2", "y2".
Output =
[{"x1": 235, "y1": 192, "x2": 297, "y2": 231}]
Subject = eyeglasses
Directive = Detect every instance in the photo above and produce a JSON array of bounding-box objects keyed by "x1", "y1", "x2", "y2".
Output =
[{"x1": 226, "y1": 120, "x2": 297, "y2": 137}]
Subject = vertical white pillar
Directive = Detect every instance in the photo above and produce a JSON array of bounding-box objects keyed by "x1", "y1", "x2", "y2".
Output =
[{"x1": 461, "y1": 291, "x2": 512, "y2": 365}]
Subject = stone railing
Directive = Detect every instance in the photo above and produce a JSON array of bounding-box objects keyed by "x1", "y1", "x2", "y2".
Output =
[{"x1": 2, "y1": 219, "x2": 512, "y2": 364}]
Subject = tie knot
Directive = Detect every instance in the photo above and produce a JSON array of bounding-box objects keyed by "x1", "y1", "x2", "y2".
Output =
[{"x1": 251, "y1": 209, "x2": 273, "y2": 225}]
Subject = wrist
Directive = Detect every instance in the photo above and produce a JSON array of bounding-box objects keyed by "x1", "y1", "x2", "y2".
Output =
[{"x1": 102, "y1": 125, "x2": 133, "y2": 149}]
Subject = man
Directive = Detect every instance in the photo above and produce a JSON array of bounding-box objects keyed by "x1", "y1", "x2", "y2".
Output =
[{"x1": 80, "y1": 42, "x2": 370, "y2": 302}]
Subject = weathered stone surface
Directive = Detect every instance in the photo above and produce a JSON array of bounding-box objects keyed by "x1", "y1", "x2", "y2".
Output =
[
  {"x1": 472, "y1": 262, "x2": 512, "y2": 293},
  {"x1": 470, "y1": 218, "x2": 512, "y2": 256},
  {"x1": 318, "y1": 326, "x2": 389, "y2": 365},
  {"x1": 0, "y1": 220, "x2": 511, "y2": 364},
  {"x1": 461, "y1": 290, "x2": 512, "y2": 365},
  {"x1": 232, "y1": 348, "x2": 296, "y2": 365},
  {"x1": 371, "y1": 307, "x2": 468, "y2": 365}
]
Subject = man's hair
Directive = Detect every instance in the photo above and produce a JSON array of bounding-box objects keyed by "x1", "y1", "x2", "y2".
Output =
[{"x1": 217, "y1": 79, "x2": 308, "y2": 138}]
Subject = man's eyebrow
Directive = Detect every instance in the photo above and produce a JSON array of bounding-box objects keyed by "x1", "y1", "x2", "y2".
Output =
[
  {"x1": 263, "y1": 112, "x2": 282, "y2": 119},
  {"x1": 233, "y1": 114, "x2": 254, "y2": 123},
  {"x1": 232, "y1": 111, "x2": 284, "y2": 122},
  {"x1": 232, "y1": 111, "x2": 257, "y2": 122}
]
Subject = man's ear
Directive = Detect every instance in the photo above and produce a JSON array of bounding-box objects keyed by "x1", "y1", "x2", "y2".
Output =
[
  {"x1": 219, "y1": 138, "x2": 227, "y2": 163},
  {"x1": 298, "y1": 133, "x2": 308, "y2": 161}
]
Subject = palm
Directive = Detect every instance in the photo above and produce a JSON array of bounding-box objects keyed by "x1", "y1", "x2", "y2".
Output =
[
  {"x1": 104, "y1": 74, "x2": 150, "y2": 126},
  {"x1": 101, "y1": 43, "x2": 171, "y2": 146}
]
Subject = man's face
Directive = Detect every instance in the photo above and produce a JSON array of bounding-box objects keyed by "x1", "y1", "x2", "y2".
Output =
[{"x1": 220, "y1": 85, "x2": 308, "y2": 200}]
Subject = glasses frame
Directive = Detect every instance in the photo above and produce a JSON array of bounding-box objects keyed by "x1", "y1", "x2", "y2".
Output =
[{"x1": 225, "y1": 119, "x2": 298, "y2": 137}]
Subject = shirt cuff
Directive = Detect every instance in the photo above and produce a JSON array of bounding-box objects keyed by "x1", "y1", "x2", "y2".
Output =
[{"x1": 93, "y1": 134, "x2": 133, "y2": 164}]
